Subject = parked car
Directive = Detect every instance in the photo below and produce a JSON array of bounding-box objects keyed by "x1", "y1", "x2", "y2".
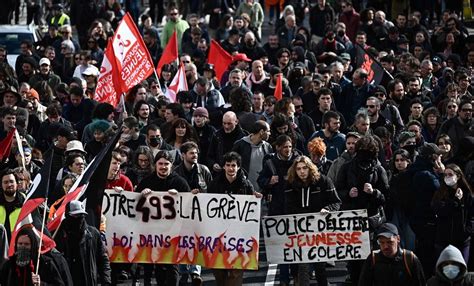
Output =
[{"x1": 0, "y1": 24, "x2": 42, "y2": 70}]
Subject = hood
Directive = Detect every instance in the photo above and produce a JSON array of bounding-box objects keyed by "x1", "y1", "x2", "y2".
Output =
[{"x1": 435, "y1": 245, "x2": 467, "y2": 282}]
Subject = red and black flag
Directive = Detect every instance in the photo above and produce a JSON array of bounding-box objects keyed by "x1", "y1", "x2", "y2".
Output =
[
  {"x1": 356, "y1": 44, "x2": 384, "y2": 85},
  {"x1": 8, "y1": 151, "x2": 55, "y2": 256},
  {"x1": 48, "y1": 128, "x2": 122, "y2": 231}
]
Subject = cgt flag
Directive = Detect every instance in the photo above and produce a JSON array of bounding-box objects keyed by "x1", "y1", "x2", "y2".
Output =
[
  {"x1": 164, "y1": 64, "x2": 188, "y2": 103},
  {"x1": 356, "y1": 45, "x2": 384, "y2": 85},
  {"x1": 156, "y1": 30, "x2": 178, "y2": 76},
  {"x1": 47, "y1": 129, "x2": 122, "y2": 231},
  {"x1": 112, "y1": 13, "x2": 155, "y2": 93},
  {"x1": 208, "y1": 40, "x2": 233, "y2": 81},
  {"x1": 8, "y1": 151, "x2": 55, "y2": 256},
  {"x1": 94, "y1": 39, "x2": 122, "y2": 107}
]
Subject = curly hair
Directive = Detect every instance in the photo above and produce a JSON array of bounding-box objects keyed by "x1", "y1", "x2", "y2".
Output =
[
  {"x1": 287, "y1": 155, "x2": 320, "y2": 185},
  {"x1": 355, "y1": 135, "x2": 379, "y2": 154},
  {"x1": 307, "y1": 137, "x2": 326, "y2": 157}
]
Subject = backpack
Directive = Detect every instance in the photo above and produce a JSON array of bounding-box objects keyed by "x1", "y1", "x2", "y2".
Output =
[{"x1": 371, "y1": 249, "x2": 415, "y2": 278}]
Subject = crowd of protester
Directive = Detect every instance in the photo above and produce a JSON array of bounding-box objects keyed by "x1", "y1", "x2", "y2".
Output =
[{"x1": 0, "y1": 0, "x2": 474, "y2": 285}]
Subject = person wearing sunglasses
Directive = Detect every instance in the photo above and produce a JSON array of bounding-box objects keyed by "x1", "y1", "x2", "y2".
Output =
[{"x1": 161, "y1": 7, "x2": 189, "y2": 52}]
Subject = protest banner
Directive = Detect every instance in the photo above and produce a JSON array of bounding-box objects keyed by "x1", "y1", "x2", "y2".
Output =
[
  {"x1": 101, "y1": 190, "x2": 261, "y2": 270},
  {"x1": 263, "y1": 210, "x2": 370, "y2": 264}
]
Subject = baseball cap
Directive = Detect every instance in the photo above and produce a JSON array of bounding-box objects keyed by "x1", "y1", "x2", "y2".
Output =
[
  {"x1": 39, "y1": 58, "x2": 50, "y2": 66},
  {"x1": 418, "y1": 142, "x2": 444, "y2": 157},
  {"x1": 376, "y1": 223, "x2": 399, "y2": 238},
  {"x1": 233, "y1": 53, "x2": 252, "y2": 62},
  {"x1": 68, "y1": 200, "x2": 88, "y2": 216}
]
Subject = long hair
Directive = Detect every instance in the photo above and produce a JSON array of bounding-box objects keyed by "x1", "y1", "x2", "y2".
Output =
[
  {"x1": 132, "y1": 146, "x2": 155, "y2": 172},
  {"x1": 287, "y1": 155, "x2": 320, "y2": 186},
  {"x1": 166, "y1": 118, "x2": 198, "y2": 144},
  {"x1": 433, "y1": 164, "x2": 473, "y2": 201}
]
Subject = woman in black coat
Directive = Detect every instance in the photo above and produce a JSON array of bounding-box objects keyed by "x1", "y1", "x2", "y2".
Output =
[{"x1": 431, "y1": 164, "x2": 474, "y2": 263}]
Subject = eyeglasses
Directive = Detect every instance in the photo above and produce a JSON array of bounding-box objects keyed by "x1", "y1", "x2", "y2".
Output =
[
  {"x1": 294, "y1": 105, "x2": 303, "y2": 109},
  {"x1": 462, "y1": 108, "x2": 473, "y2": 112},
  {"x1": 366, "y1": 105, "x2": 376, "y2": 108},
  {"x1": 374, "y1": 92, "x2": 385, "y2": 97}
]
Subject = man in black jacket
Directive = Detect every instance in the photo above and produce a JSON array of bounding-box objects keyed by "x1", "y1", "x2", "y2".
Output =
[
  {"x1": 207, "y1": 111, "x2": 247, "y2": 175},
  {"x1": 55, "y1": 200, "x2": 111, "y2": 286},
  {"x1": 136, "y1": 150, "x2": 191, "y2": 285},
  {"x1": 359, "y1": 223, "x2": 425, "y2": 286}
]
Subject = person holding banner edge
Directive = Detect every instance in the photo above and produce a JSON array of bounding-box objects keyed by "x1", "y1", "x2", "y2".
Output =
[
  {"x1": 285, "y1": 155, "x2": 342, "y2": 286},
  {"x1": 207, "y1": 151, "x2": 262, "y2": 286},
  {"x1": 136, "y1": 150, "x2": 191, "y2": 286}
]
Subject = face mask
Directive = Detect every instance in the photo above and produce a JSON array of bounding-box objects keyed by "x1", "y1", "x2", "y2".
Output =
[
  {"x1": 15, "y1": 246, "x2": 31, "y2": 267},
  {"x1": 149, "y1": 137, "x2": 160, "y2": 148},
  {"x1": 443, "y1": 264, "x2": 460, "y2": 280},
  {"x1": 403, "y1": 144, "x2": 416, "y2": 156},
  {"x1": 444, "y1": 176, "x2": 458, "y2": 187}
]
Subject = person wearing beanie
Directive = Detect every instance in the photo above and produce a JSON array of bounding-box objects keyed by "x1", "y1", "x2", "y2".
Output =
[{"x1": 191, "y1": 107, "x2": 216, "y2": 166}]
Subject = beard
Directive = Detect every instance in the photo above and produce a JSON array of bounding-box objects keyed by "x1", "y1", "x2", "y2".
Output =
[{"x1": 3, "y1": 189, "x2": 16, "y2": 198}]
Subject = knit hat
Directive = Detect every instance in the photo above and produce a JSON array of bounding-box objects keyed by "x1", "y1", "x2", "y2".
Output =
[
  {"x1": 28, "y1": 88, "x2": 40, "y2": 101},
  {"x1": 193, "y1": 107, "x2": 209, "y2": 118}
]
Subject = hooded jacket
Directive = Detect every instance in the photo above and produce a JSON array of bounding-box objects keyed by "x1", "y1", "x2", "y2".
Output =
[
  {"x1": 285, "y1": 175, "x2": 341, "y2": 215},
  {"x1": 408, "y1": 156, "x2": 441, "y2": 227},
  {"x1": 427, "y1": 245, "x2": 474, "y2": 286}
]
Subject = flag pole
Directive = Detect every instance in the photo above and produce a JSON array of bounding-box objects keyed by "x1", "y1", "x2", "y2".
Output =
[
  {"x1": 356, "y1": 43, "x2": 394, "y2": 80},
  {"x1": 35, "y1": 198, "x2": 48, "y2": 274},
  {"x1": 14, "y1": 129, "x2": 26, "y2": 169},
  {"x1": 153, "y1": 69, "x2": 163, "y2": 92}
]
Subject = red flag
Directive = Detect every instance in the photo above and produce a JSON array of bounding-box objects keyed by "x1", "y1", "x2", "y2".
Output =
[
  {"x1": 112, "y1": 13, "x2": 155, "y2": 93},
  {"x1": 274, "y1": 74, "x2": 283, "y2": 101},
  {"x1": 164, "y1": 64, "x2": 188, "y2": 103},
  {"x1": 0, "y1": 128, "x2": 15, "y2": 161},
  {"x1": 94, "y1": 39, "x2": 122, "y2": 107},
  {"x1": 8, "y1": 150, "x2": 55, "y2": 256},
  {"x1": 156, "y1": 30, "x2": 178, "y2": 76},
  {"x1": 208, "y1": 40, "x2": 233, "y2": 81}
]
